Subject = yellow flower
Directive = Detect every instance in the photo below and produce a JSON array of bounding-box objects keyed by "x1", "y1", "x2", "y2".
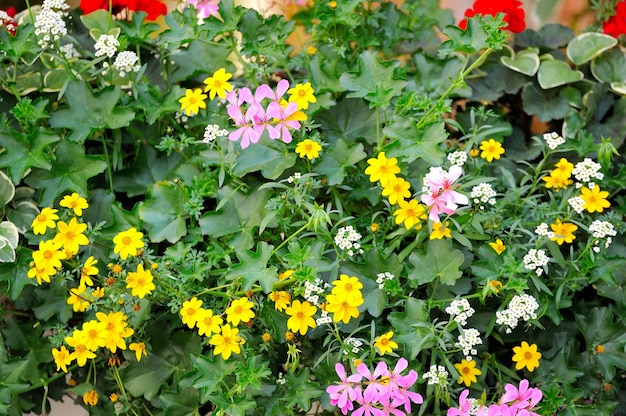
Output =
[
  {"x1": 542, "y1": 172, "x2": 573, "y2": 190},
  {"x1": 203, "y1": 68, "x2": 233, "y2": 100},
  {"x1": 27, "y1": 264, "x2": 55, "y2": 285},
  {"x1": 512, "y1": 341, "x2": 542, "y2": 372},
  {"x1": 262, "y1": 332, "x2": 272, "y2": 342},
  {"x1": 295, "y1": 139, "x2": 322, "y2": 160},
  {"x1": 365, "y1": 152, "x2": 400, "y2": 186},
  {"x1": 580, "y1": 185, "x2": 610, "y2": 213},
  {"x1": 279, "y1": 269, "x2": 295, "y2": 280},
  {"x1": 80, "y1": 256, "x2": 98, "y2": 287},
  {"x1": 196, "y1": 308, "x2": 223, "y2": 336},
  {"x1": 81, "y1": 319, "x2": 109, "y2": 351},
  {"x1": 285, "y1": 300, "x2": 317, "y2": 335},
  {"x1": 285, "y1": 330, "x2": 295, "y2": 341},
  {"x1": 59, "y1": 193, "x2": 89, "y2": 216},
  {"x1": 129, "y1": 342, "x2": 147, "y2": 362},
  {"x1": 454, "y1": 359, "x2": 482, "y2": 387},
  {"x1": 178, "y1": 88, "x2": 207, "y2": 116},
  {"x1": 550, "y1": 219, "x2": 577, "y2": 245},
  {"x1": 83, "y1": 390, "x2": 98, "y2": 407},
  {"x1": 65, "y1": 330, "x2": 96, "y2": 366},
  {"x1": 430, "y1": 221, "x2": 452, "y2": 240},
  {"x1": 112, "y1": 227, "x2": 144, "y2": 260},
  {"x1": 552, "y1": 158, "x2": 574, "y2": 178},
  {"x1": 109, "y1": 393, "x2": 119, "y2": 403},
  {"x1": 374, "y1": 331, "x2": 398, "y2": 355},
  {"x1": 96, "y1": 311, "x2": 134, "y2": 353},
  {"x1": 381, "y1": 176, "x2": 411, "y2": 205},
  {"x1": 53, "y1": 217, "x2": 89, "y2": 255},
  {"x1": 31, "y1": 240, "x2": 65, "y2": 276},
  {"x1": 92, "y1": 287, "x2": 105, "y2": 299},
  {"x1": 306, "y1": 45, "x2": 317, "y2": 55},
  {"x1": 181, "y1": 297, "x2": 204, "y2": 329},
  {"x1": 328, "y1": 0, "x2": 337, "y2": 8},
  {"x1": 489, "y1": 239, "x2": 506, "y2": 255},
  {"x1": 67, "y1": 286, "x2": 90, "y2": 312},
  {"x1": 393, "y1": 199, "x2": 427, "y2": 230},
  {"x1": 269, "y1": 291, "x2": 291, "y2": 311},
  {"x1": 209, "y1": 324, "x2": 244, "y2": 360},
  {"x1": 479, "y1": 139, "x2": 505, "y2": 162},
  {"x1": 469, "y1": 148, "x2": 479, "y2": 158},
  {"x1": 125, "y1": 264, "x2": 155, "y2": 298},
  {"x1": 331, "y1": 274, "x2": 363, "y2": 304},
  {"x1": 31, "y1": 207, "x2": 59, "y2": 235},
  {"x1": 287, "y1": 82, "x2": 316, "y2": 110},
  {"x1": 370, "y1": 223, "x2": 380, "y2": 232},
  {"x1": 325, "y1": 293, "x2": 362, "y2": 324},
  {"x1": 52, "y1": 345, "x2": 73, "y2": 373},
  {"x1": 225, "y1": 297, "x2": 255, "y2": 326},
  {"x1": 488, "y1": 280, "x2": 503, "y2": 293}
]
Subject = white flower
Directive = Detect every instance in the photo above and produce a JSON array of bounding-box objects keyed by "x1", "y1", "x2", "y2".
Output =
[
  {"x1": 471, "y1": 183, "x2": 497, "y2": 208},
  {"x1": 456, "y1": 328, "x2": 482, "y2": 360},
  {"x1": 523, "y1": 249, "x2": 549, "y2": 272},
  {"x1": 496, "y1": 294, "x2": 539, "y2": 333},
  {"x1": 534, "y1": 223, "x2": 555, "y2": 238},
  {"x1": 572, "y1": 158, "x2": 603, "y2": 185},
  {"x1": 423, "y1": 365, "x2": 449, "y2": 386},
  {"x1": 34, "y1": 8, "x2": 67, "y2": 49},
  {"x1": 334, "y1": 225, "x2": 363, "y2": 256},
  {"x1": 445, "y1": 299, "x2": 475, "y2": 326},
  {"x1": 203, "y1": 124, "x2": 228, "y2": 143},
  {"x1": 59, "y1": 43, "x2": 80, "y2": 59},
  {"x1": 94, "y1": 34, "x2": 120, "y2": 58},
  {"x1": 113, "y1": 51, "x2": 141, "y2": 76},
  {"x1": 447, "y1": 151, "x2": 468, "y2": 166},
  {"x1": 568, "y1": 196, "x2": 585, "y2": 214},
  {"x1": 542, "y1": 132, "x2": 565, "y2": 150}
]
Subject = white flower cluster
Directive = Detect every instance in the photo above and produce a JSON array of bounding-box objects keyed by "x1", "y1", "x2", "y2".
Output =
[
  {"x1": 423, "y1": 365, "x2": 449, "y2": 386},
  {"x1": 34, "y1": 0, "x2": 70, "y2": 49},
  {"x1": 470, "y1": 183, "x2": 496, "y2": 209},
  {"x1": 1, "y1": 11, "x2": 17, "y2": 35},
  {"x1": 316, "y1": 309, "x2": 331, "y2": 326},
  {"x1": 334, "y1": 225, "x2": 364, "y2": 256},
  {"x1": 286, "y1": 172, "x2": 301, "y2": 183},
  {"x1": 568, "y1": 196, "x2": 585, "y2": 215},
  {"x1": 445, "y1": 299, "x2": 475, "y2": 326},
  {"x1": 589, "y1": 220, "x2": 617, "y2": 251},
  {"x1": 534, "y1": 223, "x2": 555, "y2": 239},
  {"x1": 59, "y1": 43, "x2": 80, "y2": 59},
  {"x1": 375, "y1": 272, "x2": 394, "y2": 290},
  {"x1": 304, "y1": 278, "x2": 329, "y2": 306},
  {"x1": 94, "y1": 34, "x2": 120, "y2": 58},
  {"x1": 456, "y1": 328, "x2": 482, "y2": 361},
  {"x1": 276, "y1": 372, "x2": 287, "y2": 385},
  {"x1": 342, "y1": 337, "x2": 363, "y2": 355},
  {"x1": 523, "y1": 249, "x2": 549, "y2": 276},
  {"x1": 112, "y1": 51, "x2": 141, "y2": 77},
  {"x1": 495, "y1": 294, "x2": 539, "y2": 333},
  {"x1": 447, "y1": 151, "x2": 468, "y2": 166},
  {"x1": 572, "y1": 158, "x2": 603, "y2": 187},
  {"x1": 203, "y1": 124, "x2": 229, "y2": 143},
  {"x1": 543, "y1": 132, "x2": 565, "y2": 150}
]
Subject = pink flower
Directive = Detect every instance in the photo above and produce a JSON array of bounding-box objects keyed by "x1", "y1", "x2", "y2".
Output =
[
  {"x1": 487, "y1": 403, "x2": 515, "y2": 416},
  {"x1": 378, "y1": 393, "x2": 405, "y2": 416},
  {"x1": 187, "y1": 0, "x2": 220, "y2": 19},
  {"x1": 266, "y1": 101, "x2": 301, "y2": 144},
  {"x1": 500, "y1": 379, "x2": 542, "y2": 410},
  {"x1": 353, "y1": 389, "x2": 385, "y2": 416},
  {"x1": 227, "y1": 101, "x2": 259, "y2": 149},
  {"x1": 326, "y1": 363, "x2": 362, "y2": 413},
  {"x1": 394, "y1": 368, "x2": 422, "y2": 413},
  {"x1": 356, "y1": 361, "x2": 389, "y2": 404},
  {"x1": 421, "y1": 165, "x2": 468, "y2": 222},
  {"x1": 257, "y1": 79, "x2": 290, "y2": 103},
  {"x1": 447, "y1": 389, "x2": 472, "y2": 416}
]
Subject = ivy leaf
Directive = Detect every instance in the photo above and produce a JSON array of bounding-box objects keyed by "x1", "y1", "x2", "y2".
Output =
[
  {"x1": 0, "y1": 247, "x2": 35, "y2": 300},
  {"x1": 121, "y1": 353, "x2": 176, "y2": 400},
  {"x1": 139, "y1": 181, "x2": 188, "y2": 244},
  {"x1": 407, "y1": 239, "x2": 464, "y2": 286},
  {"x1": 383, "y1": 117, "x2": 447, "y2": 165},
  {"x1": 314, "y1": 138, "x2": 366, "y2": 185},
  {"x1": 32, "y1": 281, "x2": 73, "y2": 323},
  {"x1": 224, "y1": 242, "x2": 278, "y2": 293},
  {"x1": 315, "y1": 99, "x2": 378, "y2": 144},
  {"x1": 339, "y1": 50, "x2": 407, "y2": 108},
  {"x1": 158, "y1": 388, "x2": 199, "y2": 416},
  {"x1": 0, "y1": 127, "x2": 60, "y2": 184},
  {"x1": 189, "y1": 354, "x2": 237, "y2": 404},
  {"x1": 522, "y1": 83, "x2": 570, "y2": 122},
  {"x1": 24, "y1": 140, "x2": 107, "y2": 206},
  {"x1": 49, "y1": 81, "x2": 135, "y2": 143},
  {"x1": 283, "y1": 368, "x2": 323, "y2": 412},
  {"x1": 232, "y1": 139, "x2": 297, "y2": 180}
]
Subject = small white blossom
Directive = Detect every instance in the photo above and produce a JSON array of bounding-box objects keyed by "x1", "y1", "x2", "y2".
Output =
[
  {"x1": 316, "y1": 310, "x2": 332, "y2": 325},
  {"x1": 523, "y1": 249, "x2": 549, "y2": 275},
  {"x1": 542, "y1": 132, "x2": 565, "y2": 150},
  {"x1": 568, "y1": 196, "x2": 585, "y2": 214},
  {"x1": 376, "y1": 272, "x2": 395, "y2": 290},
  {"x1": 535, "y1": 223, "x2": 555, "y2": 239},
  {"x1": 496, "y1": 294, "x2": 539, "y2": 333},
  {"x1": 572, "y1": 158, "x2": 604, "y2": 185},
  {"x1": 471, "y1": 183, "x2": 497, "y2": 208},
  {"x1": 447, "y1": 151, "x2": 468, "y2": 166},
  {"x1": 203, "y1": 124, "x2": 228, "y2": 143},
  {"x1": 34, "y1": 8, "x2": 67, "y2": 49},
  {"x1": 456, "y1": 328, "x2": 482, "y2": 361},
  {"x1": 113, "y1": 51, "x2": 141, "y2": 77},
  {"x1": 423, "y1": 365, "x2": 449, "y2": 386},
  {"x1": 445, "y1": 299, "x2": 475, "y2": 327},
  {"x1": 277, "y1": 372, "x2": 287, "y2": 385},
  {"x1": 334, "y1": 225, "x2": 364, "y2": 256},
  {"x1": 342, "y1": 337, "x2": 363, "y2": 355},
  {"x1": 304, "y1": 278, "x2": 326, "y2": 306},
  {"x1": 94, "y1": 34, "x2": 120, "y2": 58},
  {"x1": 59, "y1": 43, "x2": 80, "y2": 59}
]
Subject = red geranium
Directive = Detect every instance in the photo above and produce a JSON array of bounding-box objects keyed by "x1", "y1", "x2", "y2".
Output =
[
  {"x1": 459, "y1": 0, "x2": 526, "y2": 33},
  {"x1": 603, "y1": 0, "x2": 626, "y2": 38},
  {"x1": 80, "y1": 0, "x2": 167, "y2": 21}
]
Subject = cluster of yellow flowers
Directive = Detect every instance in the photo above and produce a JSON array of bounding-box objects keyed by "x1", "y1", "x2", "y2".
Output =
[
  {"x1": 542, "y1": 158, "x2": 574, "y2": 190},
  {"x1": 325, "y1": 274, "x2": 364, "y2": 324}
]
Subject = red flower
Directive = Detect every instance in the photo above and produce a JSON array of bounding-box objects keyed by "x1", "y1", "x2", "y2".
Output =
[
  {"x1": 1, "y1": 7, "x2": 18, "y2": 36},
  {"x1": 459, "y1": 0, "x2": 526, "y2": 33},
  {"x1": 79, "y1": 0, "x2": 167, "y2": 21},
  {"x1": 603, "y1": 0, "x2": 626, "y2": 38}
]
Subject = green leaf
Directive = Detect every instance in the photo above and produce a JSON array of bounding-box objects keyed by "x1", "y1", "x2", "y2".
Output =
[
  {"x1": 313, "y1": 138, "x2": 366, "y2": 185},
  {"x1": 189, "y1": 353, "x2": 237, "y2": 404},
  {"x1": 0, "y1": 128, "x2": 60, "y2": 184},
  {"x1": 159, "y1": 388, "x2": 199, "y2": 416},
  {"x1": 283, "y1": 368, "x2": 323, "y2": 412},
  {"x1": 0, "y1": 247, "x2": 35, "y2": 300},
  {"x1": 232, "y1": 139, "x2": 297, "y2": 180},
  {"x1": 566, "y1": 32, "x2": 617, "y2": 66},
  {"x1": 24, "y1": 140, "x2": 107, "y2": 206},
  {"x1": 48, "y1": 81, "x2": 135, "y2": 143},
  {"x1": 440, "y1": 16, "x2": 487, "y2": 54},
  {"x1": 33, "y1": 282, "x2": 73, "y2": 323},
  {"x1": 79, "y1": 10, "x2": 113, "y2": 37},
  {"x1": 383, "y1": 117, "x2": 447, "y2": 165},
  {"x1": 0, "y1": 170, "x2": 15, "y2": 207},
  {"x1": 591, "y1": 47, "x2": 626, "y2": 83},
  {"x1": 521, "y1": 83, "x2": 570, "y2": 122},
  {"x1": 407, "y1": 239, "x2": 464, "y2": 286},
  {"x1": 315, "y1": 99, "x2": 378, "y2": 144},
  {"x1": 537, "y1": 59, "x2": 583, "y2": 89},
  {"x1": 139, "y1": 181, "x2": 188, "y2": 244},
  {"x1": 169, "y1": 35, "x2": 232, "y2": 83},
  {"x1": 339, "y1": 50, "x2": 407, "y2": 108},
  {"x1": 500, "y1": 48, "x2": 540, "y2": 76},
  {"x1": 121, "y1": 353, "x2": 176, "y2": 400},
  {"x1": 224, "y1": 242, "x2": 278, "y2": 293}
]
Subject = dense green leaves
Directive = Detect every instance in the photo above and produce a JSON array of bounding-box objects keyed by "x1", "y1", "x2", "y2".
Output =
[
  {"x1": 0, "y1": 128, "x2": 59, "y2": 184},
  {"x1": 224, "y1": 242, "x2": 278, "y2": 293}
]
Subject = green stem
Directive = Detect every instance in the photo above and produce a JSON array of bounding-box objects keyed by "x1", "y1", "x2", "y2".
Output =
[
  {"x1": 24, "y1": 0, "x2": 35, "y2": 25},
  {"x1": 100, "y1": 133, "x2": 115, "y2": 194},
  {"x1": 271, "y1": 219, "x2": 311, "y2": 258}
]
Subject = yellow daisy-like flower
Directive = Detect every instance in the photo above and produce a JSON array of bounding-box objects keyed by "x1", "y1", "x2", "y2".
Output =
[
  {"x1": 31, "y1": 240, "x2": 65, "y2": 276},
  {"x1": 268, "y1": 291, "x2": 291, "y2": 311},
  {"x1": 325, "y1": 293, "x2": 362, "y2": 324},
  {"x1": 225, "y1": 297, "x2": 255, "y2": 326},
  {"x1": 59, "y1": 193, "x2": 89, "y2": 216},
  {"x1": 31, "y1": 207, "x2": 59, "y2": 235},
  {"x1": 488, "y1": 280, "x2": 503, "y2": 293},
  {"x1": 96, "y1": 311, "x2": 134, "y2": 353},
  {"x1": 306, "y1": 45, "x2": 317, "y2": 55},
  {"x1": 580, "y1": 185, "x2": 610, "y2": 213},
  {"x1": 295, "y1": 139, "x2": 322, "y2": 160},
  {"x1": 110, "y1": 393, "x2": 119, "y2": 403},
  {"x1": 512, "y1": 341, "x2": 542, "y2": 372},
  {"x1": 129, "y1": 342, "x2": 147, "y2": 362},
  {"x1": 203, "y1": 68, "x2": 233, "y2": 100},
  {"x1": 381, "y1": 176, "x2": 411, "y2": 205},
  {"x1": 330, "y1": 274, "x2": 363, "y2": 304},
  {"x1": 125, "y1": 264, "x2": 155, "y2": 299},
  {"x1": 80, "y1": 256, "x2": 98, "y2": 287},
  {"x1": 81, "y1": 319, "x2": 109, "y2": 351},
  {"x1": 454, "y1": 359, "x2": 482, "y2": 387},
  {"x1": 209, "y1": 324, "x2": 244, "y2": 360},
  {"x1": 430, "y1": 221, "x2": 452, "y2": 240},
  {"x1": 374, "y1": 331, "x2": 398, "y2": 355},
  {"x1": 287, "y1": 82, "x2": 316, "y2": 110},
  {"x1": 27, "y1": 264, "x2": 56, "y2": 285},
  {"x1": 279, "y1": 269, "x2": 295, "y2": 280},
  {"x1": 479, "y1": 138, "x2": 505, "y2": 162},
  {"x1": 393, "y1": 199, "x2": 427, "y2": 230},
  {"x1": 178, "y1": 88, "x2": 207, "y2": 116},
  {"x1": 285, "y1": 300, "x2": 317, "y2": 335},
  {"x1": 180, "y1": 297, "x2": 204, "y2": 329},
  {"x1": 65, "y1": 330, "x2": 96, "y2": 367},
  {"x1": 489, "y1": 239, "x2": 506, "y2": 255},
  {"x1": 550, "y1": 219, "x2": 577, "y2": 245},
  {"x1": 53, "y1": 217, "x2": 89, "y2": 255},
  {"x1": 196, "y1": 308, "x2": 223, "y2": 336},
  {"x1": 83, "y1": 390, "x2": 98, "y2": 407},
  {"x1": 542, "y1": 171, "x2": 573, "y2": 190},
  {"x1": 52, "y1": 345, "x2": 73, "y2": 373},
  {"x1": 67, "y1": 286, "x2": 90, "y2": 312},
  {"x1": 112, "y1": 227, "x2": 144, "y2": 260},
  {"x1": 552, "y1": 158, "x2": 574, "y2": 179},
  {"x1": 365, "y1": 152, "x2": 400, "y2": 186}
]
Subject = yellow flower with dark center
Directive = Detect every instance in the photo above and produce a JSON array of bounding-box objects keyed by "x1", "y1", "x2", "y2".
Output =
[
  {"x1": 178, "y1": 88, "x2": 207, "y2": 116},
  {"x1": 382, "y1": 176, "x2": 411, "y2": 205},
  {"x1": 80, "y1": 256, "x2": 98, "y2": 287},
  {"x1": 374, "y1": 331, "x2": 398, "y2": 355},
  {"x1": 269, "y1": 291, "x2": 291, "y2": 311},
  {"x1": 52, "y1": 345, "x2": 73, "y2": 373},
  {"x1": 550, "y1": 219, "x2": 578, "y2": 245},
  {"x1": 287, "y1": 82, "x2": 316, "y2": 110},
  {"x1": 67, "y1": 286, "x2": 90, "y2": 312},
  {"x1": 295, "y1": 139, "x2": 322, "y2": 160},
  {"x1": 479, "y1": 139, "x2": 505, "y2": 162},
  {"x1": 129, "y1": 342, "x2": 147, "y2": 362},
  {"x1": 430, "y1": 221, "x2": 452, "y2": 240},
  {"x1": 181, "y1": 297, "x2": 204, "y2": 329},
  {"x1": 365, "y1": 152, "x2": 400, "y2": 186},
  {"x1": 454, "y1": 359, "x2": 482, "y2": 386},
  {"x1": 512, "y1": 341, "x2": 542, "y2": 372},
  {"x1": 489, "y1": 239, "x2": 506, "y2": 255},
  {"x1": 393, "y1": 199, "x2": 427, "y2": 230},
  {"x1": 225, "y1": 297, "x2": 255, "y2": 326},
  {"x1": 65, "y1": 330, "x2": 96, "y2": 366},
  {"x1": 59, "y1": 193, "x2": 89, "y2": 216},
  {"x1": 209, "y1": 324, "x2": 244, "y2": 359},
  {"x1": 125, "y1": 264, "x2": 155, "y2": 299},
  {"x1": 83, "y1": 390, "x2": 98, "y2": 406},
  {"x1": 285, "y1": 300, "x2": 317, "y2": 335},
  {"x1": 325, "y1": 293, "x2": 362, "y2": 324},
  {"x1": 203, "y1": 68, "x2": 233, "y2": 100},
  {"x1": 196, "y1": 308, "x2": 223, "y2": 336},
  {"x1": 580, "y1": 185, "x2": 610, "y2": 213},
  {"x1": 31, "y1": 240, "x2": 65, "y2": 276},
  {"x1": 112, "y1": 228, "x2": 144, "y2": 260},
  {"x1": 32, "y1": 207, "x2": 59, "y2": 235},
  {"x1": 54, "y1": 217, "x2": 89, "y2": 255}
]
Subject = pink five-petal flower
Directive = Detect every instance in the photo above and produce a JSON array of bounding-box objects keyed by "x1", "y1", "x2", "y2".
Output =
[
  {"x1": 378, "y1": 393, "x2": 406, "y2": 416},
  {"x1": 447, "y1": 389, "x2": 472, "y2": 416},
  {"x1": 257, "y1": 79, "x2": 290, "y2": 103},
  {"x1": 421, "y1": 165, "x2": 468, "y2": 221},
  {"x1": 227, "y1": 103, "x2": 259, "y2": 149},
  {"x1": 326, "y1": 363, "x2": 361, "y2": 413},
  {"x1": 384, "y1": 358, "x2": 407, "y2": 397},
  {"x1": 488, "y1": 403, "x2": 515, "y2": 416},
  {"x1": 353, "y1": 389, "x2": 385, "y2": 416},
  {"x1": 395, "y1": 369, "x2": 422, "y2": 413},
  {"x1": 356, "y1": 361, "x2": 389, "y2": 404},
  {"x1": 265, "y1": 101, "x2": 301, "y2": 143},
  {"x1": 187, "y1": 0, "x2": 220, "y2": 19},
  {"x1": 500, "y1": 379, "x2": 542, "y2": 409},
  {"x1": 421, "y1": 190, "x2": 457, "y2": 222}
]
